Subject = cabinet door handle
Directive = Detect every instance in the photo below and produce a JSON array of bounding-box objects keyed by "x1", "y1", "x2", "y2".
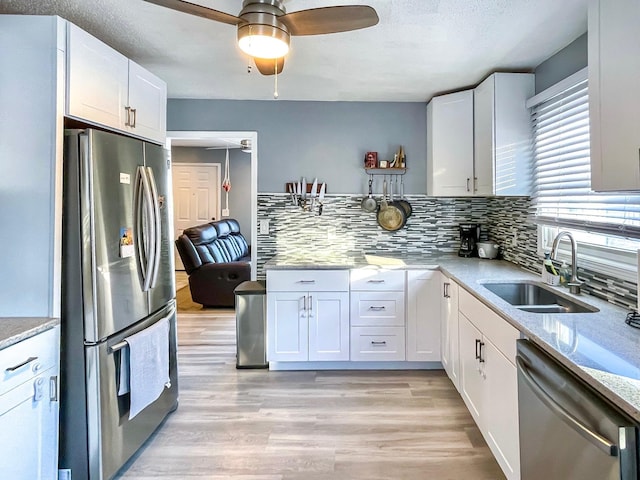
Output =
[
  {"x1": 473, "y1": 177, "x2": 478, "y2": 193},
  {"x1": 371, "y1": 341, "x2": 387, "y2": 346},
  {"x1": 5, "y1": 356, "x2": 38, "y2": 372},
  {"x1": 479, "y1": 341, "x2": 485, "y2": 363},
  {"x1": 50, "y1": 375, "x2": 58, "y2": 402},
  {"x1": 298, "y1": 280, "x2": 316, "y2": 284},
  {"x1": 466, "y1": 178, "x2": 470, "y2": 192},
  {"x1": 367, "y1": 279, "x2": 385, "y2": 284},
  {"x1": 443, "y1": 282, "x2": 450, "y2": 298},
  {"x1": 475, "y1": 339, "x2": 481, "y2": 360},
  {"x1": 368, "y1": 306, "x2": 386, "y2": 311},
  {"x1": 125, "y1": 106, "x2": 131, "y2": 126},
  {"x1": 308, "y1": 295, "x2": 313, "y2": 317},
  {"x1": 129, "y1": 108, "x2": 137, "y2": 128}
]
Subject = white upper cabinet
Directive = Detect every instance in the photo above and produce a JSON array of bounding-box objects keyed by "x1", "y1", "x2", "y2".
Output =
[
  {"x1": 589, "y1": 0, "x2": 640, "y2": 191},
  {"x1": 474, "y1": 73, "x2": 534, "y2": 196},
  {"x1": 427, "y1": 73, "x2": 534, "y2": 197},
  {"x1": 427, "y1": 90, "x2": 475, "y2": 196},
  {"x1": 67, "y1": 23, "x2": 167, "y2": 144}
]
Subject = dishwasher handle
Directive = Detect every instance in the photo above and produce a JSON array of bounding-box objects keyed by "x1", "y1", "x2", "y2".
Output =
[{"x1": 516, "y1": 356, "x2": 618, "y2": 457}]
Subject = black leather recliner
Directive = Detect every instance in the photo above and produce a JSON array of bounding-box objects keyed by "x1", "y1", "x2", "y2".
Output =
[{"x1": 175, "y1": 219, "x2": 251, "y2": 307}]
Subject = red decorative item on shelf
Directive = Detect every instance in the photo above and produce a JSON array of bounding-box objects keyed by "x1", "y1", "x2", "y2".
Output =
[{"x1": 365, "y1": 152, "x2": 378, "y2": 168}]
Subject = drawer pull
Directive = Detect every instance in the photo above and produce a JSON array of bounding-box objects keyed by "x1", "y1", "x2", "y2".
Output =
[
  {"x1": 5, "y1": 356, "x2": 39, "y2": 372},
  {"x1": 367, "y1": 279, "x2": 385, "y2": 284},
  {"x1": 371, "y1": 341, "x2": 387, "y2": 346},
  {"x1": 298, "y1": 280, "x2": 316, "y2": 284},
  {"x1": 368, "y1": 306, "x2": 386, "y2": 311}
]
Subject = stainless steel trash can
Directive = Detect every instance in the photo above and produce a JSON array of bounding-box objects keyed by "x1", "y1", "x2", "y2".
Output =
[{"x1": 234, "y1": 280, "x2": 268, "y2": 369}]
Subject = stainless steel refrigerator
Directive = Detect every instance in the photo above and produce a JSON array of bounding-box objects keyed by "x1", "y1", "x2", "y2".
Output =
[{"x1": 60, "y1": 129, "x2": 179, "y2": 480}]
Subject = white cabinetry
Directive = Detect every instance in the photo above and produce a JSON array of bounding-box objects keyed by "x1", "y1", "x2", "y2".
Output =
[
  {"x1": 427, "y1": 90, "x2": 475, "y2": 196},
  {"x1": 440, "y1": 276, "x2": 460, "y2": 390},
  {"x1": 406, "y1": 270, "x2": 441, "y2": 361},
  {"x1": 267, "y1": 270, "x2": 349, "y2": 362},
  {"x1": 474, "y1": 73, "x2": 534, "y2": 196},
  {"x1": 0, "y1": 15, "x2": 65, "y2": 317},
  {"x1": 589, "y1": 0, "x2": 640, "y2": 191},
  {"x1": 350, "y1": 269, "x2": 406, "y2": 361},
  {"x1": 67, "y1": 23, "x2": 167, "y2": 144},
  {"x1": 427, "y1": 73, "x2": 533, "y2": 197},
  {"x1": 0, "y1": 326, "x2": 60, "y2": 480},
  {"x1": 458, "y1": 288, "x2": 520, "y2": 480}
]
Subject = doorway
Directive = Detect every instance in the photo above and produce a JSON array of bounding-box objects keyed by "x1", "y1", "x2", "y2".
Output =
[{"x1": 166, "y1": 131, "x2": 258, "y2": 281}]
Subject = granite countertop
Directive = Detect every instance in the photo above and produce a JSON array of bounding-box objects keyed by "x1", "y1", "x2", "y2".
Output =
[
  {"x1": 0, "y1": 317, "x2": 60, "y2": 350},
  {"x1": 266, "y1": 252, "x2": 640, "y2": 422}
]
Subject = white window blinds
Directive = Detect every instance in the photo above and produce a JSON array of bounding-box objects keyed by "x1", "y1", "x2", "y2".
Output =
[{"x1": 531, "y1": 72, "x2": 640, "y2": 238}]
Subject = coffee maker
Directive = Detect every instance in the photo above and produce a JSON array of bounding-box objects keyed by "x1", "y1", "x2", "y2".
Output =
[{"x1": 459, "y1": 224, "x2": 481, "y2": 257}]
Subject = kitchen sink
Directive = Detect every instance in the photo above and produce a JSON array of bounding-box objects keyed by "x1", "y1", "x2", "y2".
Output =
[{"x1": 481, "y1": 281, "x2": 599, "y2": 314}]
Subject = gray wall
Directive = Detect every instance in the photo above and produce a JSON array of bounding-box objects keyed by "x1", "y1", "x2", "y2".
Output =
[
  {"x1": 171, "y1": 146, "x2": 252, "y2": 236},
  {"x1": 534, "y1": 33, "x2": 587, "y2": 93},
  {"x1": 167, "y1": 100, "x2": 427, "y2": 195}
]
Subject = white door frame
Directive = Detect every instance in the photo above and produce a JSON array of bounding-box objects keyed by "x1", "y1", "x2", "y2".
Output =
[{"x1": 166, "y1": 131, "x2": 258, "y2": 281}]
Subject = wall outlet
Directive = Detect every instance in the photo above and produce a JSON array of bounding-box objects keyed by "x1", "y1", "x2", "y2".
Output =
[
  {"x1": 222, "y1": 208, "x2": 230, "y2": 217},
  {"x1": 260, "y1": 219, "x2": 270, "y2": 235},
  {"x1": 58, "y1": 469, "x2": 71, "y2": 480},
  {"x1": 510, "y1": 227, "x2": 518, "y2": 247}
]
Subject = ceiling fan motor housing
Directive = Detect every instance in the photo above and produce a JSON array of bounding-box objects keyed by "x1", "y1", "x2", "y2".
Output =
[{"x1": 238, "y1": 0, "x2": 290, "y2": 57}]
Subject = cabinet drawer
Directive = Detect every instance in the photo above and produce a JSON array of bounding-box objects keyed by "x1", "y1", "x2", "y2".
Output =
[
  {"x1": 459, "y1": 289, "x2": 519, "y2": 363},
  {"x1": 350, "y1": 292, "x2": 405, "y2": 326},
  {"x1": 350, "y1": 327, "x2": 406, "y2": 361},
  {"x1": 0, "y1": 326, "x2": 59, "y2": 396},
  {"x1": 267, "y1": 270, "x2": 349, "y2": 292},
  {"x1": 350, "y1": 269, "x2": 405, "y2": 291}
]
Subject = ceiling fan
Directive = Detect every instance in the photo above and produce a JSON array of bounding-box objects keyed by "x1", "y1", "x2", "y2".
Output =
[{"x1": 142, "y1": 0, "x2": 379, "y2": 75}]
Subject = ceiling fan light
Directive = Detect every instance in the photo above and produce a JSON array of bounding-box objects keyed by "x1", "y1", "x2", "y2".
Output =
[{"x1": 238, "y1": 24, "x2": 290, "y2": 59}]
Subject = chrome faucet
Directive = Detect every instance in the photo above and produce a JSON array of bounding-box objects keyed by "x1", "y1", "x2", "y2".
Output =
[{"x1": 550, "y1": 231, "x2": 583, "y2": 295}]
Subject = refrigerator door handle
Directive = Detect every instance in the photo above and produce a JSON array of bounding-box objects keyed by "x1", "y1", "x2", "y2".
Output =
[
  {"x1": 145, "y1": 166, "x2": 162, "y2": 289},
  {"x1": 133, "y1": 167, "x2": 148, "y2": 288},
  {"x1": 516, "y1": 356, "x2": 618, "y2": 456},
  {"x1": 139, "y1": 167, "x2": 156, "y2": 292},
  {"x1": 134, "y1": 166, "x2": 155, "y2": 291}
]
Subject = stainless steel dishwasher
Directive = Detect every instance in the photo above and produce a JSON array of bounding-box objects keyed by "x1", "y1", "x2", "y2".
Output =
[{"x1": 517, "y1": 339, "x2": 639, "y2": 480}]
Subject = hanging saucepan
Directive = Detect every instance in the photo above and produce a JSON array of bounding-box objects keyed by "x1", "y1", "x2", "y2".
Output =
[
  {"x1": 377, "y1": 176, "x2": 406, "y2": 231},
  {"x1": 361, "y1": 175, "x2": 377, "y2": 213},
  {"x1": 396, "y1": 175, "x2": 413, "y2": 218}
]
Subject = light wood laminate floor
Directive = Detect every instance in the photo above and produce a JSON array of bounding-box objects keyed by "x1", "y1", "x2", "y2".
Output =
[{"x1": 116, "y1": 308, "x2": 505, "y2": 479}]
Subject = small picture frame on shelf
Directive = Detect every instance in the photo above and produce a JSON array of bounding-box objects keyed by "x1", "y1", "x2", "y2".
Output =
[
  {"x1": 379, "y1": 160, "x2": 388, "y2": 168},
  {"x1": 364, "y1": 152, "x2": 378, "y2": 168}
]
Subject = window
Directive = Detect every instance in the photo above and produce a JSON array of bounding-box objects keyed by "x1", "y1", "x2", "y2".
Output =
[{"x1": 529, "y1": 68, "x2": 640, "y2": 282}]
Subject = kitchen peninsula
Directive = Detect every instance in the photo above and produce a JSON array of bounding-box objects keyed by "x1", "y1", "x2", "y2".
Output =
[{"x1": 266, "y1": 252, "x2": 640, "y2": 480}]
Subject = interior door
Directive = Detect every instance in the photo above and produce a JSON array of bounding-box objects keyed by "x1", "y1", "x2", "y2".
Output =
[
  {"x1": 145, "y1": 143, "x2": 175, "y2": 314},
  {"x1": 85, "y1": 130, "x2": 148, "y2": 341},
  {"x1": 171, "y1": 163, "x2": 220, "y2": 270}
]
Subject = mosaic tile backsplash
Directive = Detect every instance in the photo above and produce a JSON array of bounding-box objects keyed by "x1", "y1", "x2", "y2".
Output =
[{"x1": 256, "y1": 194, "x2": 637, "y2": 310}]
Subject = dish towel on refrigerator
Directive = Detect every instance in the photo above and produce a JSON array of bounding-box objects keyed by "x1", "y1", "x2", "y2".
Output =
[{"x1": 118, "y1": 317, "x2": 171, "y2": 419}]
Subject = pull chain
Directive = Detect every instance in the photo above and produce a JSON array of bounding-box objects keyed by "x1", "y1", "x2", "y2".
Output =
[{"x1": 274, "y1": 57, "x2": 279, "y2": 99}]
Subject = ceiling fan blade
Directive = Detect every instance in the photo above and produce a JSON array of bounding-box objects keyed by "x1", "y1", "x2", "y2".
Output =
[
  {"x1": 280, "y1": 5, "x2": 378, "y2": 36},
  {"x1": 254, "y1": 57, "x2": 285, "y2": 76},
  {"x1": 142, "y1": 0, "x2": 243, "y2": 26}
]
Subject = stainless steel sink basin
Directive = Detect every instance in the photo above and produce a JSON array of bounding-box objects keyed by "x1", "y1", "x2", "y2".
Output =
[{"x1": 482, "y1": 281, "x2": 599, "y2": 314}]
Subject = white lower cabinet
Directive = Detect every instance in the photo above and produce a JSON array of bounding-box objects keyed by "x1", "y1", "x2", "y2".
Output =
[
  {"x1": 406, "y1": 270, "x2": 441, "y2": 361},
  {"x1": 267, "y1": 270, "x2": 350, "y2": 362},
  {"x1": 458, "y1": 289, "x2": 520, "y2": 480},
  {"x1": 440, "y1": 276, "x2": 460, "y2": 390},
  {"x1": 0, "y1": 326, "x2": 60, "y2": 480}
]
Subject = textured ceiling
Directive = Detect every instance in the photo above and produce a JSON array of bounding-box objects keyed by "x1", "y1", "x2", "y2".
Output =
[{"x1": 0, "y1": 0, "x2": 588, "y2": 101}]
